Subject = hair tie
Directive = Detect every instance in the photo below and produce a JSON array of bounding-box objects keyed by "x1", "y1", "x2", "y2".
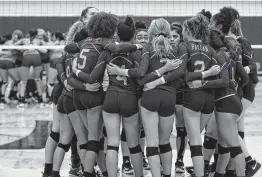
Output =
[{"x1": 158, "y1": 33, "x2": 166, "y2": 37}]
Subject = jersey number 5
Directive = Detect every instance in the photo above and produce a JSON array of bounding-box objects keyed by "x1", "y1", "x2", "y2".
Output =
[
  {"x1": 194, "y1": 60, "x2": 205, "y2": 72},
  {"x1": 78, "y1": 49, "x2": 90, "y2": 69}
]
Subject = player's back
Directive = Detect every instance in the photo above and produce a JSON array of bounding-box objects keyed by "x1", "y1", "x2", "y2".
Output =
[
  {"x1": 183, "y1": 41, "x2": 217, "y2": 73},
  {"x1": 106, "y1": 50, "x2": 140, "y2": 93},
  {"x1": 77, "y1": 38, "x2": 104, "y2": 75}
]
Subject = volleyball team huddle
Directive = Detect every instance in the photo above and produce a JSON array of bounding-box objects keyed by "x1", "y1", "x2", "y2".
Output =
[{"x1": 42, "y1": 6, "x2": 261, "y2": 177}]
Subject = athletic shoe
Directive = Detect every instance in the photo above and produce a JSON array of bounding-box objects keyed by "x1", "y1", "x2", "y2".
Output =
[
  {"x1": 246, "y1": 159, "x2": 261, "y2": 177},
  {"x1": 185, "y1": 166, "x2": 195, "y2": 176},
  {"x1": 69, "y1": 165, "x2": 82, "y2": 177},
  {"x1": 143, "y1": 155, "x2": 150, "y2": 170},
  {"x1": 41, "y1": 172, "x2": 50, "y2": 177},
  {"x1": 92, "y1": 167, "x2": 102, "y2": 177},
  {"x1": 210, "y1": 162, "x2": 217, "y2": 173},
  {"x1": 17, "y1": 97, "x2": 26, "y2": 108},
  {"x1": 122, "y1": 160, "x2": 134, "y2": 174},
  {"x1": 0, "y1": 102, "x2": 4, "y2": 109},
  {"x1": 204, "y1": 165, "x2": 211, "y2": 177},
  {"x1": 175, "y1": 160, "x2": 185, "y2": 174}
]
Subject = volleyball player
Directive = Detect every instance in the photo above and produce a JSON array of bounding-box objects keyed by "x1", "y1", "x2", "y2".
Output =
[
  {"x1": 119, "y1": 20, "x2": 150, "y2": 174},
  {"x1": 0, "y1": 30, "x2": 23, "y2": 108},
  {"x1": 47, "y1": 32, "x2": 65, "y2": 103},
  {"x1": 14, "y1": 29, "x2": 47, "y2": 108},
  {"x1": 178, "y1": 14, "x2": 221, "y2": 177}
]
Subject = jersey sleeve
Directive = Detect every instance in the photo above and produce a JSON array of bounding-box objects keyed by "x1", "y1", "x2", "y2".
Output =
[
  {"x1": 77, "y1": 51, "x2": 107, "y2": 83},
  {"x1": 64, "y1": 42, "x2": 80, "y2": 54},
  {"x1": 235, "y1": 61, "x2": 249, "y2": 87},
  {"x1": 67, "y1": 74, "x2": 85, "y2": 90},
  {"x1": 127, "y1": 50, "x2": 149, "y2": 77},
  {"x1": 201, "y1": 52, "x2": 229, "y2": 89},
  {"x1": 162, "y1": 57, "x2": 186, "y2": 83},
  {"x1": 238, "y1": 37, "x2": 256, "y2": 73},
  {"x1": 56, "y1": 54, "x2": 67, "y2": 83}
]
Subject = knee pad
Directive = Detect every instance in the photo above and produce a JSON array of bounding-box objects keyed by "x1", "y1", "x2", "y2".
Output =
[
  {"x1": 50, "y1": 131, "x2": 60, "y2": 143},
  {"x1": 176, "y1": 127, "x2": 187, "y2": 137},
  {"x1": 99, "y1": 137, "x2": 105, "y2": 151},
  {"x1": 159, "y1": 143, "x2": 172, "y2": 154},
  {"x1": 146, "y1": 147, "x2": 159, "y2": 157},
  {"x1": 218, "y1": 144, "x2": 230, "y2": 154},
  {"x1": 58, "y1": 143, "x2": 71, "y2": 152},
  {"x1": 140, "y1": 129, "x2": 145, "y2": 138},
  {"x1": 230, "y1": 146, "x2": 243, "y2": 158},
  {"x1": 86, "y1": 140, "x2": 100, "y2": 154},
  {"x1": 129, "y1": 145, "x2": 142, "y2": 154},
  {"x1": 121, "y1": 129, "x2": 126, "y2": 142},
  {"x1": 107, "y1": 145, "x2": 119, "y2": 152},
  {"x1": 238, "y1": 131, "x2": 244, "y2": 139},
  {"x1": 204, "y1": 136, "x2": 217, "y2": 149},
  {"x1": 190, "y1": 145, "x2": 203, "y2": 157},
  {"x1": 79, "y1": 143, "x2": 88, "y2": 150}
]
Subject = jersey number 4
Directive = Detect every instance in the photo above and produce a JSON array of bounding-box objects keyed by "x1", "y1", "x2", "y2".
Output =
[{"x1": 78, "y1": 49, "x2": 90, "y2": 69}]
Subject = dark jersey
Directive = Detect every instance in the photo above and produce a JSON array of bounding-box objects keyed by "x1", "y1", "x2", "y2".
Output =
[
  {"x1": 178, "y1": 41, "x2": 217, "y2": 91},
  {"x1": 137, "y1": 45, "x2": 186, "y2": 93},
  {"x1": 237, "y1": 36, "x2": 258, "y2": 84},
  {"x1": 56, "y1": 53, "x2": 85, "y2": 96},
  {"x1": 67, "y1": 38, "x2": 138, "y2": 89},
  {"x1": 200, "y1": 47, "x2": 249, "y2": 100},
  {"x1": 70, "y1": 48, "x2": 143, "y2": 94}
]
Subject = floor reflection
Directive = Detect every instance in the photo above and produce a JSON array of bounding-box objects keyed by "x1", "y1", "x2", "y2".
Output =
[{"x1": 0, "y1": 120, "x2": 51, "y2": 149}]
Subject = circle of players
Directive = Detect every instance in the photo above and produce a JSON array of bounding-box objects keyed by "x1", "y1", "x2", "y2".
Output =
[{"x1": 0, "y1": 5, "x2": 261, "y2": 177}]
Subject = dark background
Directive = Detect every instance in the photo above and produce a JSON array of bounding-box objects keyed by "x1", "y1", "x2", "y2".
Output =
[{"x1": 1, "y1": 16, "x2": 261, "y2": 69}]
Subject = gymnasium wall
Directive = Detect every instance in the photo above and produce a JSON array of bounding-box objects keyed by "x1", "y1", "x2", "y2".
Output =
[{"x1": 0, "y1": 0, "x2": 261, "y2": 67}]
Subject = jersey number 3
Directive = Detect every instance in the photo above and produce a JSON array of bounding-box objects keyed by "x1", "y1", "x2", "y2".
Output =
[
  {"x1": 78, "y1": 49, "x2": 90, "y2": 69},
  {"x1": 194, "y1": 60, "x2": 205, "y2": 72}
]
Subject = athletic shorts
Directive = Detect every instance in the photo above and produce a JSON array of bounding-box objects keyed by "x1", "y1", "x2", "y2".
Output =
[
  {"x1": 215, "y1": 95, "x2": 242, "y2": 116},
  {"x1": 242, "y1": 82, "x2": 255, "y2": 102},
  {"x1": 63, "y1": 95, "x2": 76, "y2": 115},
  {"x1": 73, "y1": 89, "x2": 104, "y2": 110},
  {"x1": 0, "y1": 60, "x2": 15, "y2": 69},
  {"x1": 51, "y1": 83, "x2": 63, "y2": 105},
  {"x1": 103, "y1": 90, "x2": 139, "y2": 118},
  {"x1": 176, "y1": 91, "x2": 183, "y2": 105},
  {"x1": 57, "y1": 95, "x2": 66, "y2": 114},
  {"x1": 140, "y1": 88, "x2": 176, "y2": 117},
  {"x1": 22, "y1": 54, "x2": 42, "y2": 67},
  {"x1": 183, "y1": 89, "x2": 214, "y2": 114},
  {"x1": 50, "y1": 58, "x2": 60, "y2": 69},
  {"x1": 40, "y1": 53, "x2": 50, "y2": 64}
]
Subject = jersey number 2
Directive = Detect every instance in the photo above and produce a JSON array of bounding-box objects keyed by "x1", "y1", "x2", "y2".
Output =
[
  {"x1": 194, "y1": 60, "x2": 205, "y2": 72},
  {"x1": 78, "y1": 49, "x2": 90, "y2": 69}
]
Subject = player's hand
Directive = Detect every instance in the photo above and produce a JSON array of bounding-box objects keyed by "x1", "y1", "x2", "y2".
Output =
[
  {"x1": 187, "y1": 80, "x2": 203, "y2": 89},
  {"x1": 256, "y1": 62, "x2": 260, "y2": 71},
  {"x1": 84, "y1": 82, "x2": 101, "y2": 92},
  {"x1": 107, "y1": 63, "x2": 121, "y2": 75},
  {"x1": 64, "y1": 80, "x2": 73, "y2": 91},
  {"x1": 72, "y1": 59, "x2": 77, "y2": 73},
  {"x1": 207, "y1": 65, "x2": 220, "y2": 76},
  {"x1": 135, "y1": 44, "x2": 143, "y2": 49},
  {"x1": 163, "y1": 59, "x2": 182, "y2": 72},
  {"x1": 143, "y1": 78, "x2": 162, "y2": 91}
]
